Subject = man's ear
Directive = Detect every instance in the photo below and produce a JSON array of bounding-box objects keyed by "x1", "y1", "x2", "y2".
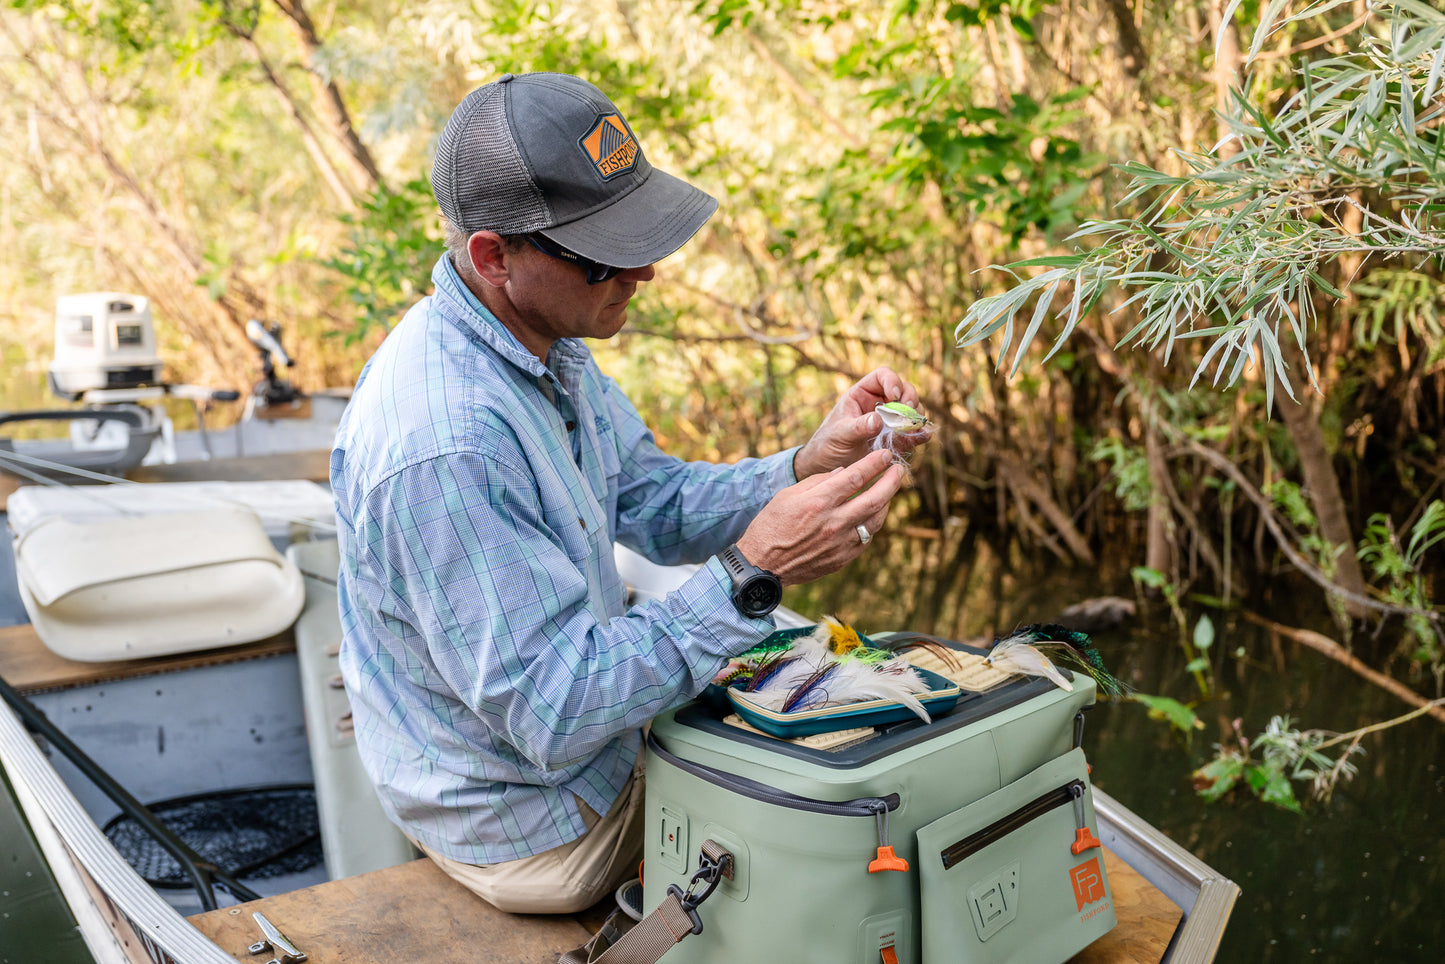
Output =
[{"x1": 466, "y1": 231, "x2": 512, "y2": 287}]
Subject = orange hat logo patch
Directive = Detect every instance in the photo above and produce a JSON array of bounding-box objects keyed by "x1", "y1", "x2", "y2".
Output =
[{"x1": 580, "y1": 114, "x2": 639, "y2": 180}]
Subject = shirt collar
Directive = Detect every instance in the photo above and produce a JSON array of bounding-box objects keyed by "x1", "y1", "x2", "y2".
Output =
[{"x1": 428, "y1": 255, "x2": 590, "y2": 387}]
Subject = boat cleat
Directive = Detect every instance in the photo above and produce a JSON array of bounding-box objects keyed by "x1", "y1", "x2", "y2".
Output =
[{"x1": 248, "y1": 911, "x2": 307, "y2": 964}]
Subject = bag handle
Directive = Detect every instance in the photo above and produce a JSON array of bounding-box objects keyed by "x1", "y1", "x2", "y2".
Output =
[{"x1": 559, "y1": 840, "x2": 733, "y2": 964}]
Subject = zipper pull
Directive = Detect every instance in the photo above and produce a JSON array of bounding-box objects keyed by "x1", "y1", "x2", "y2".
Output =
[
  {"x1": 868, "y1": 800, "x2": 909, "y2": 873},
  {"x1": 1068, "y1": 782, "x2": 1102, "y2": 855}
]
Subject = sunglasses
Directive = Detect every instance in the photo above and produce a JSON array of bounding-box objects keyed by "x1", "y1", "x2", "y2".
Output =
[{"x1": 525, "y1": 234, "x2": 625, "y2": 284}]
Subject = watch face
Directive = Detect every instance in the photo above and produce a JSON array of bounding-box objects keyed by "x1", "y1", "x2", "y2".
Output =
[{"x1": 739, "y1": 576, "x2": 782, "y2": 616}]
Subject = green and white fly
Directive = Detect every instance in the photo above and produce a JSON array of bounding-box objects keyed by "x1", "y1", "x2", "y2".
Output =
[
  {"x1": 875, "y1": 401, "x2": 930, "y2": 432},
  {"x1": 872, "y1": 401, "x2": 934, "y2": 468}
]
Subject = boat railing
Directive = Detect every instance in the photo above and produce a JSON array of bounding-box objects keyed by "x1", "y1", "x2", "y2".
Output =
[
  {"x1": 1093, "y1": 789, "x2": 1240, "y2": 964},
  {"x1": 0, "y1": 674, "x2": 263, "y2": 910},
  {"x1": 0, "y1": 678, "x2": 236, "y2": 964}
]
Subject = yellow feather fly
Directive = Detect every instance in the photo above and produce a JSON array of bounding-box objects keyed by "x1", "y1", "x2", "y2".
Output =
[{"x1": 823, "y1": 615, "x2": 866, "y2": 656}]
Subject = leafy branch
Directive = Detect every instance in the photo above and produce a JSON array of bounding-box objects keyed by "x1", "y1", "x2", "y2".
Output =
[
  {"x1": 1193, "y1": 698, "x2": 1445, "y2": 812},
  {"x1": 955, "y1": 1, "x2": 1445, "y2": 404}
]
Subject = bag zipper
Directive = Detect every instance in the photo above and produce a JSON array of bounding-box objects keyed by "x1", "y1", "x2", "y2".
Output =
[
  {"x1": 647, "y1": 729, "x2": 911, "y2": 873},
  {"x1": 939, "y1": 779, "x2": 1083, "y2": 869},
  {"x1": 646, "y1": 729, "x2": 899, "y2": 818}
]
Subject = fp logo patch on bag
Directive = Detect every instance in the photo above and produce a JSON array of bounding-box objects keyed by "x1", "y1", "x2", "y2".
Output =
[
  {"x1": 1069, "y1": 856, "x2": 1107, "y2": 911},
  {"x1": 580, "y1": 114, "x2": 638, "y2": 179}
]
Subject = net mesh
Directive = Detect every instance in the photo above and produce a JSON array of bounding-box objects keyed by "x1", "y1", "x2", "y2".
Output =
[{"x1": 103, "y1": 784, "x2": 323, "y2": 887}]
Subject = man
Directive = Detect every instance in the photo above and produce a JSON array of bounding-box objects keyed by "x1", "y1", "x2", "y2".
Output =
[{"x1": 331, "y1": 72, "x2": 928, "y2": 915}]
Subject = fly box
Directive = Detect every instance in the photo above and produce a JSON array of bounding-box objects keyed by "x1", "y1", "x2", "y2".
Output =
[{"x1": 642, "y1": 647, "x2": 1116, "y2": 963}]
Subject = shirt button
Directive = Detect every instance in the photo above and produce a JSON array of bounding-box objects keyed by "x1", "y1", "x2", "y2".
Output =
[
  {"x1": 579, "y1": 518, "x2": 587, "y2": 530},
  {"x1": 566, "y1": 421, "x2": 576, "y2": 431}
]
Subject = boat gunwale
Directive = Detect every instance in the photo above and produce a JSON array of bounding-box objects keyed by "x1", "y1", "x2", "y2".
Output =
[
  {"x1": 0, "y1": 690, "x2": 235, "y2": 964},
  {"x1": 1094, "y1": 789, "x2": 1240, "y2": 964}
]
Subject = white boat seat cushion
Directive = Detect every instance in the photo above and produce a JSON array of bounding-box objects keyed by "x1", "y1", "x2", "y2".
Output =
[{"x1": 13, "y1": 506, "x2": 304, "y2": 661}]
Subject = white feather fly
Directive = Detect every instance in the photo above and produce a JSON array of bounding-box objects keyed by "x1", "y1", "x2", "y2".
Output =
[
  {"x1": 743, "y1": 650, "x2": 933, "y2": 721},
  {"x1": 985, "y1": 634, "x2": 1074, "y2": 691},
  {"x1": 825, "y1": 658, "x2": 934, "y2": 722},
  {"x1": 741, "y1": 654, "x2": 828, "y2": 712}
]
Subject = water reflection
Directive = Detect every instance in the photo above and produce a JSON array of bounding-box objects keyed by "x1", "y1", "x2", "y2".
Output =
[{"x1": 787, "y1": 527, "x2": 1445, "y2": 963}]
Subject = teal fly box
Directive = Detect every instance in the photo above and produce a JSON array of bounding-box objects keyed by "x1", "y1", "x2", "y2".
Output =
[{"x1": 642, "y1": 645, "x2": 1116, "y2": 963}]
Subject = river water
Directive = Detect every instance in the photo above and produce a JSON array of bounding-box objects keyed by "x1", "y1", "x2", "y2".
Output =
[{"x1": 786, "y1": 528, "x2": 1445, "y2": 963}]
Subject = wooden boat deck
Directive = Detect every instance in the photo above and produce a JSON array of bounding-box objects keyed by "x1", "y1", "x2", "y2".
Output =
[
  {"x1": 0, "y1": 622, "x2": 295, "y2": 695},
  {"x1": 186, "y1": 847, "x2": 1180, "y2": 963}
]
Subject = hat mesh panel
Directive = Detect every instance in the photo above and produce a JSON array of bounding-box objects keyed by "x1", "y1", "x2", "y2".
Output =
[{"x1": 455, "y1": 93, "x2": 551, "y2": 234}]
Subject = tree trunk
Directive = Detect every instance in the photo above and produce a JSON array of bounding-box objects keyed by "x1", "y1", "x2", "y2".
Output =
[
  {"x1": 270, "y1": 0, "x2": 384, "y2": 194},
  {"x1": 1273, "y1": 368, "x2": 1369, "y2": 620},
  {"x1": 238, "y1": 34, "x2": 358, "y2": 210},
  {"x1": 1207, "y1": 0, "x2": 1242, "y2": 156},
  {"x1": 1104, "y1": 0, "x2": 1149, "y2": 77}
]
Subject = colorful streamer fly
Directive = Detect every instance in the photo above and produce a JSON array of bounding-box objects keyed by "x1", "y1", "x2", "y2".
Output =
[
  {"x1": 724, "y1": 616, "x2": 934, "y2": 721},
  {"x1": 985, "y1": 624, "x2": 1126, "y2": 696}
]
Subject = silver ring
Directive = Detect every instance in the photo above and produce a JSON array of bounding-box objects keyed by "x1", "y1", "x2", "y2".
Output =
[{"x1": 855, "y1": 524, "x2": 872, "y2": 546}]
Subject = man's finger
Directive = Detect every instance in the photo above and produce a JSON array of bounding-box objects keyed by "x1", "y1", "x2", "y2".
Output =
[
  {"x1": 853, "y1": 412, "x2": 882, "y2": 439},
  {"x1": 835, "y1": 459, "x2": 905, "y2": 518},
  {"x1": 816, "y1": 449, "x2": 894, "y2": 500},
  {"x1": 852, "y1": 461, "x2": 905, "y2": 515}
]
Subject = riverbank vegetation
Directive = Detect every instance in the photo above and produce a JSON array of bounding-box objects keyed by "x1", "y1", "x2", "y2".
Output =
[{"x1": 1, "y1": 0, "x2": 1440, "y2": 809}]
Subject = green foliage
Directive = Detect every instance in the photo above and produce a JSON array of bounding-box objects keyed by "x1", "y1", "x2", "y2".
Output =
[
  {"x1": 321, "y1": 178, "x2": 440, "y2": 343},
  {"x1": 871, "y1": 85, "x2": 1104, "y2": 244},
  {"x1": 1194, "y1": 715, "x2": 1365, "y2": 813},
  {"x1": 694, "y1": 0, "x2": 755, "y2": 34},
  {"x1": 1091, "y1": 436, "x2": 1153, "y2": 512},
  {"x1": 942, "y1": 1, "x2": 1046, "y2": 38},
  {"x1": 955, "y1": 1, "x2": 1445, "y2": 404},
  {"x1": 8, "y1": 0, "x2": 174, "y2": 54},
  {"x1": 1348, "y1": 269, "x2": 1445, "y2": 352},
  {"x1": 1264, "y1": 478, "x2": 1316, "y2": 531},
  {"x1": 1357, "y1": 501, "x2": 1445, "y2": 674},
  {"x1": 1131, "y1": 567, "x2": 1217, "y2": 696},
  {"x1": 1265, "y1": 478, "x2": 1336, "y2": 574},
  {"x1": 1130, "y1": 692, "x2": 1204, "y2": 736}
]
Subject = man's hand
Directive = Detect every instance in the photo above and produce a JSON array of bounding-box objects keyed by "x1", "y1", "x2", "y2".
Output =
[
  {"x1": 792, "y1": 367, "x2": 928, "y2": 479},
  {"x1": 736, "y1": 449, "x2": 904, "y2": 587}
]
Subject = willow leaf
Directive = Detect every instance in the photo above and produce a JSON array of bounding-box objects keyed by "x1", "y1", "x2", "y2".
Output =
[
  {"x1": 1007, "y1": 255, "x2": 1090, "y2": 269},
  {"x1": 1010, "y1": 281, "x2": 1058, "y2": 377},
  {"x1": 1246, "y1": 0, "x2": 1293, "y2": 65}
]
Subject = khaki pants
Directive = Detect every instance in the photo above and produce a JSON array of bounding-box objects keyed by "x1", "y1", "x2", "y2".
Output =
[{"x1": 415, "y1": 765, "x2": 646, "y2": 915}]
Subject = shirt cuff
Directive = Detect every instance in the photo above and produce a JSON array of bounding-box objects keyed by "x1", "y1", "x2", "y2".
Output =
[
  {"x1": 680, "y1": 556, "x2": 778, "y2": 664},
  {"x1": 778, "y1": 445, "x2": 804, "y2": 487}
]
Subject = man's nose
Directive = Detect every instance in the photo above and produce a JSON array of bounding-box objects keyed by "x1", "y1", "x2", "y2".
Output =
[{"x1": 618, "y1": 264, "x2": 656, "y2": 283}]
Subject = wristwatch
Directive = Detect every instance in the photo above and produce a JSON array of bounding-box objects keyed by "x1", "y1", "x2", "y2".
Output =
[{"x1": 718, "y1": 544, "x2": 783, "y2": 618}]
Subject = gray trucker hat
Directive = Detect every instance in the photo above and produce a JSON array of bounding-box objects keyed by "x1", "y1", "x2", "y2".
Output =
[{"x1": 432, "y1": 73, "x2": 718, "y2": 269}]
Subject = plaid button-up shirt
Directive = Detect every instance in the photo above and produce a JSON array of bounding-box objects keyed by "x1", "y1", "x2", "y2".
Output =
[{"x1": 332, "y1": 256, "x2": 795, "y2": 864}]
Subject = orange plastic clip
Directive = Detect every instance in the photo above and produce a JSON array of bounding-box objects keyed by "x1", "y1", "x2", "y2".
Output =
[
  {"x1": 1071, "y1": 827, "x2": 1102, "y2": 855},
  {"x1": 869, "y1": 845, "x2": 910, "y2": 873},
  {"x1": 879, "y1": 945, "x2": 900, "y2": 964}
]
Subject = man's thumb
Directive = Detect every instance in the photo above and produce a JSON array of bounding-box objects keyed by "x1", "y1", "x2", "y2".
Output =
[{"x1": 854, "y1": 412, "x2": 881, "y2": 439}]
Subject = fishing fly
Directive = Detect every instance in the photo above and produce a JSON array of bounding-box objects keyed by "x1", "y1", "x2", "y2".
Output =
[
  {"x1": 872, "y1": 401, "x2": 935, "y2": 473},
  {"x1": 720, "y1": 617, "x2": 935, "y2": 721},
  {"x1": 985, "y1": 624, "x2": 1126, "y2": 696}
]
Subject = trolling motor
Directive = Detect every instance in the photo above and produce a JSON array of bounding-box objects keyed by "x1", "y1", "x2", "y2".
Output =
[{"x1": 246, "y1": 319, "x2": 302, "y2": 411}]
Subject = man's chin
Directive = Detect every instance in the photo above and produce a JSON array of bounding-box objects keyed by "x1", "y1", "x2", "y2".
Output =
[{"x1": 603, "y1": 304, "x2": 630, "y2": 331}]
